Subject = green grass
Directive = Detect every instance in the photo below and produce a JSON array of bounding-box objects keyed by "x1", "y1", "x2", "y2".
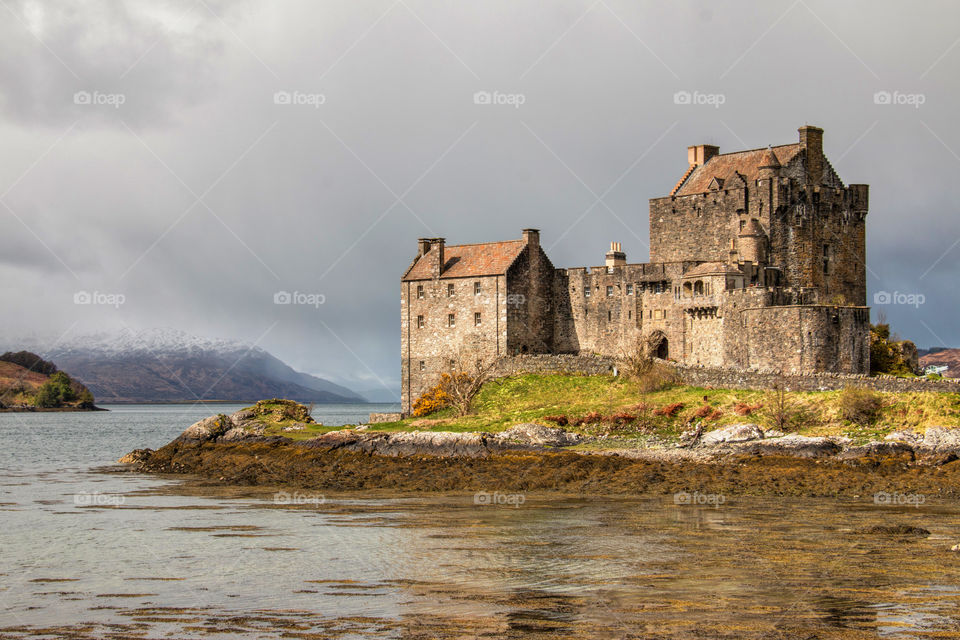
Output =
[{"x1": 360, "y1": 374, "x2": 960, "y2": 444}]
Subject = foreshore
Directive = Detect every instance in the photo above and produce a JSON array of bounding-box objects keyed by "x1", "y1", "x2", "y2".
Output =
[{"x1": 120, "y1": 419, "x2": 960, "y2": 499}]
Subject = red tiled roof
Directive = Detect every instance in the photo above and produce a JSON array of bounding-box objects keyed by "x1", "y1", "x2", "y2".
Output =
[
  {"x1": 674, "y1": 143, "x2": 800, "y2": 196},
  {"x1": 402, "y1": 240, "x2": 526, "y2": 281}
]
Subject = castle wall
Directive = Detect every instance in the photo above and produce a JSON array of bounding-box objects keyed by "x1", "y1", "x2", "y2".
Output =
[
  {"x1": 649, "y1": 189, "x2": 745, "y2": 263},
  {"x1": 505, "y1": 245, "x2": 557, "y2": 354},
  {"x1": 401, "y1": 274, "x2": 506, "y2": 413}
]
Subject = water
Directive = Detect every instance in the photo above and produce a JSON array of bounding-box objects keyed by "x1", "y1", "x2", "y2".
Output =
[{"x1": 1, "y1": 405, "x2": 959, "y2": 638}]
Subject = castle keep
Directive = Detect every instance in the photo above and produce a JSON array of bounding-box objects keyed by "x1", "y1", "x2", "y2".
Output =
[{"x1": 400, "y1": 125, "x2": 870, "y2": 413}]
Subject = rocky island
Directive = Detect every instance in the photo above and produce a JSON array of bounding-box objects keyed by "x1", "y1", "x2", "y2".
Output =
[{"x1": 121, "y1": 376, "x2": 960, "y2": 503}]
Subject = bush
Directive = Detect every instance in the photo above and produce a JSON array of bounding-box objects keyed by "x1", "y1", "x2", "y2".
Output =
[
  {"x1": 733, "y1": 402, "x2": 763, "y2": 416},
  {"x1": 32, "y1": 371, "x2": 77, "y2": 408},
  {"x1": 619, "y1": 339, "x2": 679, "y2": 393},
  {"x1": 543, "y1": 415, "x2": 569, "y2": 426},
  {"x1": 839, "y1": 387, "x2": 883, "y2": 426},
  {"x1": 412, "y1": 376, "x2": 453, "y2": 417},
  {"x1": 653, "y1": 402, "x2": 684, "y2": 417},
  {"x1": 760, "y1": 384, "x2": 809, "y2": 432}
]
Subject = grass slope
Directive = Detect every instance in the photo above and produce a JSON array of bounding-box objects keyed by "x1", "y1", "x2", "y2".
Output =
[{"x1": 369, "y1": 374, "x2": 960, "y2": 445}]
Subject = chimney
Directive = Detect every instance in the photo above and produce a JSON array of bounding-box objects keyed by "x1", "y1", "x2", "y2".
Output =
[
  {"x1": 417, "y1": 238, "x2": 431, "y2": 257},
  {"x1": 430, "y1": 238, "x2": 445, "y2": 279},
  {"x1": 605, "y1": 241, "x2": 626, "y2": 268},
  {"x1": 798, "y1": 125, "x2": 824, "y2": 185},
  {"x1": 522, "y1": 228, "x2": 540, "y2": 249},
  {"x1": 687, "y1": 144, "x2": 719, "y2": 167}
]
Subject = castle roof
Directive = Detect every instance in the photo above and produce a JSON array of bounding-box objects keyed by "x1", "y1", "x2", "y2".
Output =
[
  {"x1": 739, "y1": 218, "x2": 767, "y2": 237},
  {"x1": 683, "y1": 261, "x2": 745, "y2": 278},
  {"x1": 674, "y1": 143, "x2": 799, "y2": 196},
  {"x1": 402, "y1": 240, "x2": 526, "y2": 281}
]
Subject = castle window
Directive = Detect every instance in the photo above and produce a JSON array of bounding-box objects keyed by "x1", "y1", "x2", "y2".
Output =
[
  {"x1": 447, "y1": 283, "x2": 455, "y2": 297},
  {"x1": 626, "y1": 284, "x2": 634, "y2": 295},
  {"x1": 740, "y1": 219, "x2": 746, "y2": 231},
  {"x1": 416, "y1": 315, "x2": 424, "y2": 329},
  {"x1": 474, "y1": 281, "x2": 481, "y2": 295},
  {"x1": 419, "y1": 360, "x2": 425, "y2": 371},
  {"x1": 584, "y1": 287, "x2": 591, "y2": 298},
  {"x1": 607, "y1": 310, "x2": 612, "y2": 321},
  {"x1": 450, "y1": 358, "x2": 457, "y2": 369},
  {"x1": 448, "y1": 313, "x2": 456, "y2": 327},
  {"x1": 474, "y1": 312, "x2": 481, "y2": 326},
  {"x1": 606, "y1": 286, "x2": 614, "y2": 297},
  {"x1": 417, "y1": 284, "x2": 424, "y2": 299},
  {"x1": 628, "y1": 310, "x2": 632, "y2": 319},
  {"x1": 823, "y1": 244, "x2": 830, "y2": 275}
]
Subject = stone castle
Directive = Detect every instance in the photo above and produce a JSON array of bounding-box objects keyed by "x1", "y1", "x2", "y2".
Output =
[{"x1": 400, "y1": 125, "x2": 870, "y2": 413}]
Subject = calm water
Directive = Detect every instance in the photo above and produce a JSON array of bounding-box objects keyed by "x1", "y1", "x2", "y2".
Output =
[{"x1": 1, "y1": 405, "x2": 959, "y2": 639}]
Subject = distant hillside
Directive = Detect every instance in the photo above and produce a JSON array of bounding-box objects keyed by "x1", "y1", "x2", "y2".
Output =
[
  {"x1": 38, "y1": 329, "x2": 366, "y2": 404},
  {"x1": 919, "y1": 349, "x2": 960, "y2": 378},
  {"x1": 0, "y1": 352, "x2": 96, "y2": 410}
]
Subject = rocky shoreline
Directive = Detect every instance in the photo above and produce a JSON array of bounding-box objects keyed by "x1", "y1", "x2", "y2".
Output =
[{"x1": 118, "y1": 408, "x2": 960, "y2": 498}]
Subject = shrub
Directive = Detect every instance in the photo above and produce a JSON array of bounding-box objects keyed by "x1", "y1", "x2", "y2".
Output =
[
  {"x1": 760, "y1": 384, "x2": 808, "y2": 432},
  {"x1": 543, "y1": 415, "x2": 569, "y2": 426},
  {"x1": 412, "y1": 376, "x2": 453, "y2": 417},
  {"x1": 733, "y1": 402, "x2": 763, "y2": 416},
  {"x1": 692, "y1": 405, "x2": 712, "y2": 419},
  {"x1": 619, "y1": 338, "x2": 679, "y2": 393},
  {"x1": 839, "y1": 387, "x2": 883, "y2": 426},
  {"x1": 580, "y1": 411, "x2": 603, "y2": 424},
  {"x1": 32, "y1": 371, "x2": 77, "y2": 408},
  {"x1": 653, "y1": 402, "x2": 684, "y2": 417},
  {"x1": 608, "y1": 412, "x2": 637, "y2": 425}
]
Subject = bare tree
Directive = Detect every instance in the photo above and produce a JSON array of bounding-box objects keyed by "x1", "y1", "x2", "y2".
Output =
[
  {"x1": 618, "y1": 335, "x2": 678, "y2": 393},
  {"x1": 443, "y1": 349, "x2": 498, "y2": 417}
]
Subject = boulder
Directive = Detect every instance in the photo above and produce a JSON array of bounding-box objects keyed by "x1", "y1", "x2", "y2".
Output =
[
  {"x1": 745, "y1": 434, "x2": 843, "y2": 458},
  {"x1": 921, "y1": 427, "x2": 960, "y2": 454},
  {"x1": 180, "y1": 415, "x2": 234, "y2": 441},
  {"x1": 496, "y1": 423, "x2": 583, "y2": 447},
  {"x1": 117, "y1": 448, "x2": 153, "y2": 464},
  {"x1": 699, "y1": 423, "x2": 764, "y2": 446},
  {"x1": 885, "y1": 430, "x2": 923, "y2": 446}
]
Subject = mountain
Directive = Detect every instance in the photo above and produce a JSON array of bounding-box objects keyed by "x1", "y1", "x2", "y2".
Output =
[
  {"x1": 919, "y1": 349, "x2": 960, "y2": 378},
  {"x1": 35, "y1": 329, "x2": 366, "y2": 404}
]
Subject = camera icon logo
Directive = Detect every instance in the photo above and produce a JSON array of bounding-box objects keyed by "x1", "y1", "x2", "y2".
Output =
[
  {"x1": 473, "y1": 491, "x2": 491, "y2": 505},
  {"x1": 873, "y1": 291, "x2": 891, "y2": 305},
  {"x1": 74, "y1": 291, "x2": 92, "y2": 305},
  {"x1": 873, "y1": 491, "x2": 892, "y2": 505},
  {"x1": 274, "y1": 91, "x2": 292, "y2": 105},
  {"x1": 673, "y1": 90, "x2": 692, "y2": 105},
  {"x1": 274, "y1": 291, "x2": 292, "y2": 304},
  {"x1": 673, "y1": 491, "x2": 691, "y2": 505},
  {"x1": 873, "y1": 91, "x2": 892, "y2": 105},
  {"x1": 473, "y1": 91, "x2": 491, "y2": 105},
  {"x1": 73, "y1": 91, "x2": 91, "y2": 105}
]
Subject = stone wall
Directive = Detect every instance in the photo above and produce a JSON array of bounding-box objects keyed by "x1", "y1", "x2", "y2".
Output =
[
  {"x1": 490, "y1": 354, "x2": 617, "y2": 378},
  {"x1": 674, "y1": 363, "x2": 960, "y2": 394}
]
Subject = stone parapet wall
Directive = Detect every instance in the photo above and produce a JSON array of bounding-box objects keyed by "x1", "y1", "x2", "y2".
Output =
[{"x1": 486, "y1": 354, "x2": 959, "y2": 395}]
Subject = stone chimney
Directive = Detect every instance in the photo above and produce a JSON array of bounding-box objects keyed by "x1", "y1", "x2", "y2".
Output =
[
  {"x1": 429, "y1": 238, "x2": 445, "y2": 279},
  {"x1": 522, "y1": 228, "x2": 540, "y2": 249},
  {"x1": 417, "y1": 238, "x2": 431, "y2": 257},
  {"x1": 605, "y1": 241, "x2": 626, "y2": 268},
  {"x1": 687, "y1": 144, "x2": 719, "y2": 167},
  {"x1": 798, "y1": 125, "x2": 824, "y2": 185}
]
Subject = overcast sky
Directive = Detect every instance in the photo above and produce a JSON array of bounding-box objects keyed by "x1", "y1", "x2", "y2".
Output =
[{"x1": 1, "y1": 0, "x2": 958, "y2": 393}]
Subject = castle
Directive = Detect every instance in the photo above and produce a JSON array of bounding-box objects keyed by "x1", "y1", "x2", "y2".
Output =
[{"x1": 400, "y1": 125, "x2": 870, "y2": 414}]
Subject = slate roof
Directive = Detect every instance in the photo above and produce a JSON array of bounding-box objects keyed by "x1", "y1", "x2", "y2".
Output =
[
  {"x1": 402, "y1": 240, "x2": 526, "y2": 281},
  {"x1": 674, "y1": 143, "x2": 800, "y2": 196}
]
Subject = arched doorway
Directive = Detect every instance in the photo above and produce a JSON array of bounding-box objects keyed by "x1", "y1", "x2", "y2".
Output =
[{"x1": 656, "y1": 338, "x2": 669, "y2": 360}]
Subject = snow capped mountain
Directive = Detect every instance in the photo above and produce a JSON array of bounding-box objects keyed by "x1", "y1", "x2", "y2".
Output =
[{"x1": 31, "y1": 328, "x2": 367, "y2": 404}]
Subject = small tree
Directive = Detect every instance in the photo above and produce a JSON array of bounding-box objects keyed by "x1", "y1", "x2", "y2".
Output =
[
  {"x1": 618, "y1": 336, "x2": 678, "y2": 393},
  {"x1": 761, "y1": 382, "x2": 807, "y2": 432},
  {"x1": 443, "y1": 351, "x2": 497, "y2": 417}
]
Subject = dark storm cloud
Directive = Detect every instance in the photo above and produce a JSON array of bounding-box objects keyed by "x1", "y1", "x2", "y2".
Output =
[{"x1": 1, "y1": 0, "x2": 959, "y2": 392}]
